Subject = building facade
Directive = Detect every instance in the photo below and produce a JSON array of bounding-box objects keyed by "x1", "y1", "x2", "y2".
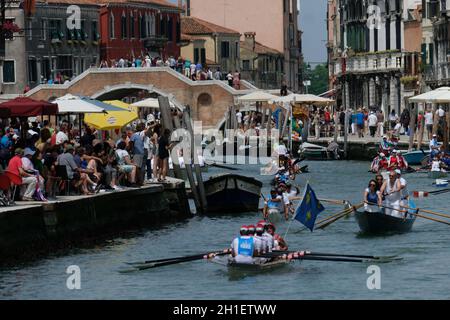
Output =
[
  {"x1": 180, "y1": 16, "x2": 240, "y2": 73},
  {"x1": 0, "y1": 2, "x2": 26, "y2": 94},
  {"x1": 239, "y1": 32, "x2": 284, "y2": 90},
  {"x1": 328, "y1": 0, "x2": 421, "y2": 115},
  {"x1": 99, "y1": 0, "x2": 181, "y2": 63},
  {"x1": 183, "y1": 0, "x2": 303, "y2": 92},
  {"x1": 423, "y1": 0, "x2": 450, "y2": 88},
  {"x1": 24, "y1": 1, "x2": 100, "y2": 88}
]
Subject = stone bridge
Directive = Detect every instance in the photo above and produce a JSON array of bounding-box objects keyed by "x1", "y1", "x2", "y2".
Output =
[{"x1": 26, "y1": 67, "x2": 258, "y2": 128}]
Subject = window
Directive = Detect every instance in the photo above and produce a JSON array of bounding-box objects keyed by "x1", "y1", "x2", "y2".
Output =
[
  {"x1": 201, "y1": 48, "x2": 206, "y2": 64},
  {"x1": 130, "y1": 12, "x2": 135, "y2": 38},
  {"x1": 41, "y1": 19, "x2": 47, "y2": 40},
  {"x1": 167, "y1": 17, "x2": 173, "y2": 41},
  {"x1": 194, "y1": 48, "x2": 199, "y2": 64},
  {"x1": 176, "y1": 20, "x2": 180, "y2": 42},
  {"x1": 27, "y1": 19, "x2": 33, "y2": 40},
  {"x1": 110, "y1": 13, "x2": 115, "y2": 39},
  {"x1": 28, "y1": 58, "x2": 38, "y2": 83},
  {"x1": 2, "y1": 60, "x2": 16, "y2": 83},
  {"x1": 139, "y1": 14, "x2": 146, "y2": 38},
  {"x1": 221, "y1": 41, "x2": 230, "y2": 58},
  {"x1": 91, "y1": 21, "x2": 98, "y2": 41},
  {"x1": 49, "y1": 19, "x2": 62, "y2": 40},
  {"x1": 243, "y1": 60, "x2": 250, "y2": 71},
  {"x1": 121, "y1": 12, "x2": 127, "y2": 39},
  {"x1": 160, "y1": 16, "x2": 166, "y2": 37},
  {"x1": 4, "y1": 18, "x2": 16, "y2": 40}
]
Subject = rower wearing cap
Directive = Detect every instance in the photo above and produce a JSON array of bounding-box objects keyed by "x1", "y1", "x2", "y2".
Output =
[
  {"x1": 430, "y1": 134, "x2": 440, "y2": 158},
  {"x1": 395, "y1": 169, "x2": 409, "y2": 210},
  {"x1": 230, "y1": 225, "x2": 257, "y2": 264},
  {"x1": 388, "y1": 150, "x2": 399, "y2": 171},
  {"x1": 254, "y1": 223, "x2": 269, "y2": 255},
  {"x1": 266, "y1": 223, "x2": 288, "y2": 251},
  {"x1": 380, "y1": 135, "x2": 391, "y2": 153},
  {"x1": 378, "y1": 153, "x2": 388, "y2": 172}
]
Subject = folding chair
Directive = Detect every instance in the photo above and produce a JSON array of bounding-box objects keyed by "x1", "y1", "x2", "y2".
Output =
[
  {"x1": 55, "y1": 165, "x2": 71, "y2": 195},
  {"x1": 4, "y1": 170, "x2": 22, "y2": 203}
]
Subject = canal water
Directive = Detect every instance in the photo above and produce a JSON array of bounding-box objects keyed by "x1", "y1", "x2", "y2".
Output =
[{"x1": 1, "y1": 160, "x2": 449, "y2": 299}]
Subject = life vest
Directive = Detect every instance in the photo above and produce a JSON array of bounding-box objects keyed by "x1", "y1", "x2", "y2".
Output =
[{"x1": 237, "y1": 236, "x2": 254, "y2": 257}]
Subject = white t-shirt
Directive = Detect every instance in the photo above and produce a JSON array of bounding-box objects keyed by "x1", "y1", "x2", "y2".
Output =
[
  {"x1": 116, "y1": 149, "x2": 130, "y2": 165},
  {"x1": 424, "y1": 112, "x2": 434, "y2": 125},
  {"x1": 282, "y1": 192, "x2": 291, "y2": 205},
  {"x1": 394, "y1": 123, "x2": 402, "y2": 133},
  {"x1": 56, "y1": 131, "x2": 69, "y2": 145},
  {"x1": 276, "y1": 144, "x2": 288, "y2": 156},
  {"x1": 368, "y1": 114, "x2": 378, "y2": 126},
  {"x1": 399, "y1": 177, "x2": 408, "y2": 199},
  {"x1": 437, "y1": 108, "x2": 445, "y2": 118},
  {"x1": 236, "y1": 112, "x2": 242, "y2": 124},
  {"x1": 431, "y1": 160, "x2": 441, "y2": 172}
]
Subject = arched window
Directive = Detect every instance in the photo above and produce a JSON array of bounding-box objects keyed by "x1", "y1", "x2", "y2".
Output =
[
  {"x1": 109, "y1": 13, "x2": 115, "y2": 39},
  {"x1": 121, "y1": 11, "x2": 127, "y2": 39},
  {"x1": 130, "y1": 11, "x2": 135, "y2": 38},
  {"x1": 197, "y1": 93, "x2": 212, "y2": 107}
]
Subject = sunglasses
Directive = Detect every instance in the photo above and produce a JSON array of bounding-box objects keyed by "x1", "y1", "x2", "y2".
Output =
[{"x1": 370, "y1": 184, "x2": 376, "y2": 187}]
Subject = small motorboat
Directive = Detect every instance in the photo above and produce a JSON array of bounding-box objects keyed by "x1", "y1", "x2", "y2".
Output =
[
  {"x1": 203, "y1": 173, "x2": 263, "y2": 214},
  {"x1": 354, "y1": 200, "x2": 417, "y2": 235},
  {"x1": 434, "y1": 179, "x2": 449, "y2": 187},
  {"x1": 298, "y1": 142, "x2": 331, "y2": 160},
  {"x1": 401, "y1": 150, "x2": 429, "y2": 166}
]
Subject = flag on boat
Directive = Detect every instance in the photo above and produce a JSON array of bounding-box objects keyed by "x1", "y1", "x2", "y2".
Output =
[{"x1": 294, "y1": 184, "x2": 325, "y2": 231}]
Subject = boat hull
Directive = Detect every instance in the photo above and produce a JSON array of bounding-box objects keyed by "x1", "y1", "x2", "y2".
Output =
[
  {"x1": 428, "y1": 171, "x2": 448, "y2": 179},
  {"x1": 204, "y1": 174, "x2": 263, "y2": 214},
  {"x1": 210, "y1": 256, "x2": 290, "y2": 271},
  {"x1": 355, "y1": 211, "x2": 416, "y2": 235},
  {"x1": 402, "y1": 150, "x2": 429, "y2": 165}
]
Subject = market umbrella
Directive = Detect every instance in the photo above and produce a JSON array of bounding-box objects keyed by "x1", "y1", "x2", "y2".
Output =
[
  {"x1": 0, "y1": 97, "x2": 58, "y2": 116},
  {"x1": 84, "y1": 100, "x2": 138, "y2": 130},
  {"x1": 409, "y1": 87, "x2": 450, "y2": 103},
  {"x1": 131, "y1": 97, "x2": 175, "y2": 109},
  {"x1": 271, "y1": 93, "x2": 335, "y2": 106},
  {"x1": 237, "y1": 91, "x2": 279, "y2": 104},
  {"x1": 54, "y1": 94, "x2": 107, "y2": 114}
]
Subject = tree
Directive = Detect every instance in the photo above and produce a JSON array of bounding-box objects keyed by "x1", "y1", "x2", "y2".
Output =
[{"x1": 302, "y1": 63, "x2": 328, "y2": 95}]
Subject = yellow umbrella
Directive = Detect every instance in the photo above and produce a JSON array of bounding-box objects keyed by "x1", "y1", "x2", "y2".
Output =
[{"x1": 84, "y1": 100, "x2": 138, "y2": 130}]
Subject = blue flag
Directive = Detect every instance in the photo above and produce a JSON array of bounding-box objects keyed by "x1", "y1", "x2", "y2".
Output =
[{"x1": 294, "y1": 184, "x2": 325, "y2": 232}]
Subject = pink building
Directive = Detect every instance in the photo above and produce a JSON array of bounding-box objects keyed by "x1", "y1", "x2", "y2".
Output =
[{"x1": 184, "y1": 0, "x2": 303, "y2": 92}]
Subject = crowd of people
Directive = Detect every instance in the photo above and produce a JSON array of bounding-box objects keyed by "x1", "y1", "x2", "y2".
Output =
[
  {"x1": 0, "y1": 114, "x2": 176, "y2": 203},
  {"x1": 99, "y1": 55, "x2": 241, "y2": 88}
]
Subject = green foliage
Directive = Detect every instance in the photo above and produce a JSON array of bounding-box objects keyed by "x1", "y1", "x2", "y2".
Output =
[{"x1": 303, "y1": 63, "x2": 329, "y2": 95}]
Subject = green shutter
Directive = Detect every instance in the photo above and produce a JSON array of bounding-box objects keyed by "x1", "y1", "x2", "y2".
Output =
[{"x1": 429, "y1": 43, "x2": 434, "y2": 65}]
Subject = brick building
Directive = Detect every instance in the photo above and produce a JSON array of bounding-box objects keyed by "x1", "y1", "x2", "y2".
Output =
[{"x1": 99, "y1": 0, "x2": 182, "y2": 63}]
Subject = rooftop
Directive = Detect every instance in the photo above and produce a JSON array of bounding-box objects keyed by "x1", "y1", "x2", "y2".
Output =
[{"x1": 181, "y1": 16, "x2": 240, "y2": 36}]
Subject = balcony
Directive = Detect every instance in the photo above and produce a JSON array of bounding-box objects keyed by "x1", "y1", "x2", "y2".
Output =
[
  {"x1": 333, "y1": 51, "x2": 408, "y2": 76},
  {"x1": 424, "y1": 63, "x2": 450, "y2": 83},
  {"x1": 143, "y1": 36, "x2": 168, "y2": 49}
]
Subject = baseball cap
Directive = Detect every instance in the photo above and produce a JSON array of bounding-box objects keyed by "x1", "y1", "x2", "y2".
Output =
[
  {"x1": 395, "y1": 169, "x2": 401, "y2": 175},
  {"x1": 24, "y1": 148, "x2": 36, "y2": 157},
  {"x1": 14, "y1": 148, "x2": 24, "y2": 155}
]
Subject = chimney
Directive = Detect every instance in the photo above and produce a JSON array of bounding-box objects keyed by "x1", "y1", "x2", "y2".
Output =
[{"x1": 244, "y1": 32, "x2": 256, "y2": 52}]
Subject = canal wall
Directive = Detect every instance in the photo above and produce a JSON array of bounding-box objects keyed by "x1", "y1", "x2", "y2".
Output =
[{"x1": 0, "y1": 181, "x2": 191, "y2": 261}]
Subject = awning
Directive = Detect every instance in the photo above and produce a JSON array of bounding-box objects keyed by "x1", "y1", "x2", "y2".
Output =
[
  {"x1": 55, "y1": 94, "x2": 107, "y2": 114},
  {"x1": 84, "y1": 100, "x2": 138, "y2": 130},
  {"x1": 131, "y1": 98, "x2": 176, "y2": 109},
  {"x1": 0, "y1": 97, "x2": 58, "y2": 117},
  {"x1": 237, "y1": 91, "x2": 279, "y2": 103},
  {"x1": 409, "y1": 87, "x2": 450, "y2": 103}
]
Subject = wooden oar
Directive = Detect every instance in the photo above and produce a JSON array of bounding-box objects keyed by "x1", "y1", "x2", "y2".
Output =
[
  {"x1": 398, "y1": 203, "x2": 450, "y2": 220},
  {"x1": 374, "y1": 203, "x2": 450, "y2": 226},
  {"x1": 261, "y1": 253, "x2": 374, "y2": 263},
  {"x1": 126, "y1": 249, "x2": 231, "y2": 266},
  {"x1": 272, "y1": 250, "x2": 399, "y2": 261},
  {"x1": 209, "y1": 163, "x2": 239, "y2": 171},
  {"x1": 315, "y1": 203, "x2": 364, "y2": 230}
]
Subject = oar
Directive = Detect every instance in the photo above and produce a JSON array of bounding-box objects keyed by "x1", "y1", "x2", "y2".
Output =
[
  {"x1": 261, "y1": 253, "x2": 375, "y2": 263},
  {"x1": 376, "y1": 203, "x2": 450, "y2": 226},
  {"x1": 126, "y1": 249, "x2": 230, "y2": 266},
  {"x1": 209, "y1": 163, "x2": 239, "y2": 171},
  {"x1": 315, "y1": 203, "x2": 364, "y2": 230},
  {"x1": 272, "y1": 250, "x2": 399, "y2": 261},
  {"x1": 124, "y1": 251, "x2": 231, "y2": 272},
  {"x1": 398, "y1": 203, "x2": 450, "y2": 220}
]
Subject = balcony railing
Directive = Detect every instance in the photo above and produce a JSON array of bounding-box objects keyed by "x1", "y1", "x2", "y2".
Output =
[
  {"x1": 333, "y1": 51, "x2": 408, "y2": 76},
  {"x1": 424, "y1": 63, "x2": 450, "y2": 82}
]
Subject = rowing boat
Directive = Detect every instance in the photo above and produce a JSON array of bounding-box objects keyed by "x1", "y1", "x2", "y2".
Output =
[
  {"x1": 209, "y1": 255, "x2": 291, "y2": 271},
  {"x1": 355, "y1": 200, "x2": 417, "y2": 235},
  {"x1": 428, "y1": 171, "x2": 448, "y2": 179}
]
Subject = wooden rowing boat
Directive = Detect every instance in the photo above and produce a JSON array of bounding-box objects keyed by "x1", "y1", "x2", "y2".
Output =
[
  {"x1": 203, "y1": 173, "x2": 263, "y2": 214},
  {"x1": 209, "y1": 256, "x2": 291, "y2": 271},
  {"x1": 355, "y1": 201, "x2": 417, "y2": 235}
]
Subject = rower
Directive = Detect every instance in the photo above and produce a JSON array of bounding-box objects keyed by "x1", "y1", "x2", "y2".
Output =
[
  {"x1": 364, "y1": 179, "x2": 380, "y2": 212},
  {"x1": 266, "y1": 223, "x2": 288, "y2": 251},
  {"x1": 387, "y1": 150, "x2": 399, "y2": 171},
  {"x1": 395, "y1": 169, "x2": 409, "y2": 215},
  {"x1": 375, "y1": 174, "x2": 384, "y2": 191},
  {"x1": 263, "y1": 189, "x2": 283, "y2": 219},
  {"x1": 254, "y1": 224, "x2": 269, "y2": 257},
  {"x1": 261, "y1": 223, "x2": 275, "y2": 252},
  {"x1": 230, "y1": 225, "x2": 257, "y2": 264},
  {"x1": 379, "y1": 171, "x2": 402, "y2": 218}
]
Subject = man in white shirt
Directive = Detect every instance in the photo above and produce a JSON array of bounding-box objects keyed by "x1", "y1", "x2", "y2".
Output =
[
  {"x1": 437, "y1": 106, "x2": 445, "y2": 118},
  {"x1": 424, "y1": 110, "x2": 434, "y2": 141},
  {"x1": 236, "y1": 110, "x2": 242, "y2": 127},
  {"x1": 368, "y1": 111, "x2": 378, "y2": 137},
  {"x1": 56, "y1": 124, "x2": 69, "y2": 145}
]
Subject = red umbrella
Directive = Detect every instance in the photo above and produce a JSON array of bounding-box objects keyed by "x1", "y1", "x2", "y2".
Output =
[{"x1": 0, "y1": 97, "x2": 58, "y2": 117}]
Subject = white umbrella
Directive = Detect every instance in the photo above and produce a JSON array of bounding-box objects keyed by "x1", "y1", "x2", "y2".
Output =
[
  {"x1": 409, "y1": 87, "x2": 450, "y2": 103},
  {"x1": 131, "y1": 98, "x2": 175, "y2": 109},
  {"x1": 237, "y1": 91, "x2": 279, "y2": 103},
  {"x1": 55, "y1": 94, "x2": 106, "y2": 114},
  {"x1": 271, "y1": 93, "x2": 334, "y2": 106}
]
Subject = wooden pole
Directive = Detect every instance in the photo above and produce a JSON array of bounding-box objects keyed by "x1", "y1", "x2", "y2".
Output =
[
  {"x1": 417, "y1": 107, "x2": 425, "y2": 150},
  {"x1": 181, "y1": 110, "x2": 202, "y2": 214},
  {"x1": 408, "y1": 103, "x2": 417, "y2": 151},
  {"x1": 184, "y1": 107, "x2": 208, "y2": 211},
  {"x1": 446, "y1": 105, "x2": 450, "y2": 152}
]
